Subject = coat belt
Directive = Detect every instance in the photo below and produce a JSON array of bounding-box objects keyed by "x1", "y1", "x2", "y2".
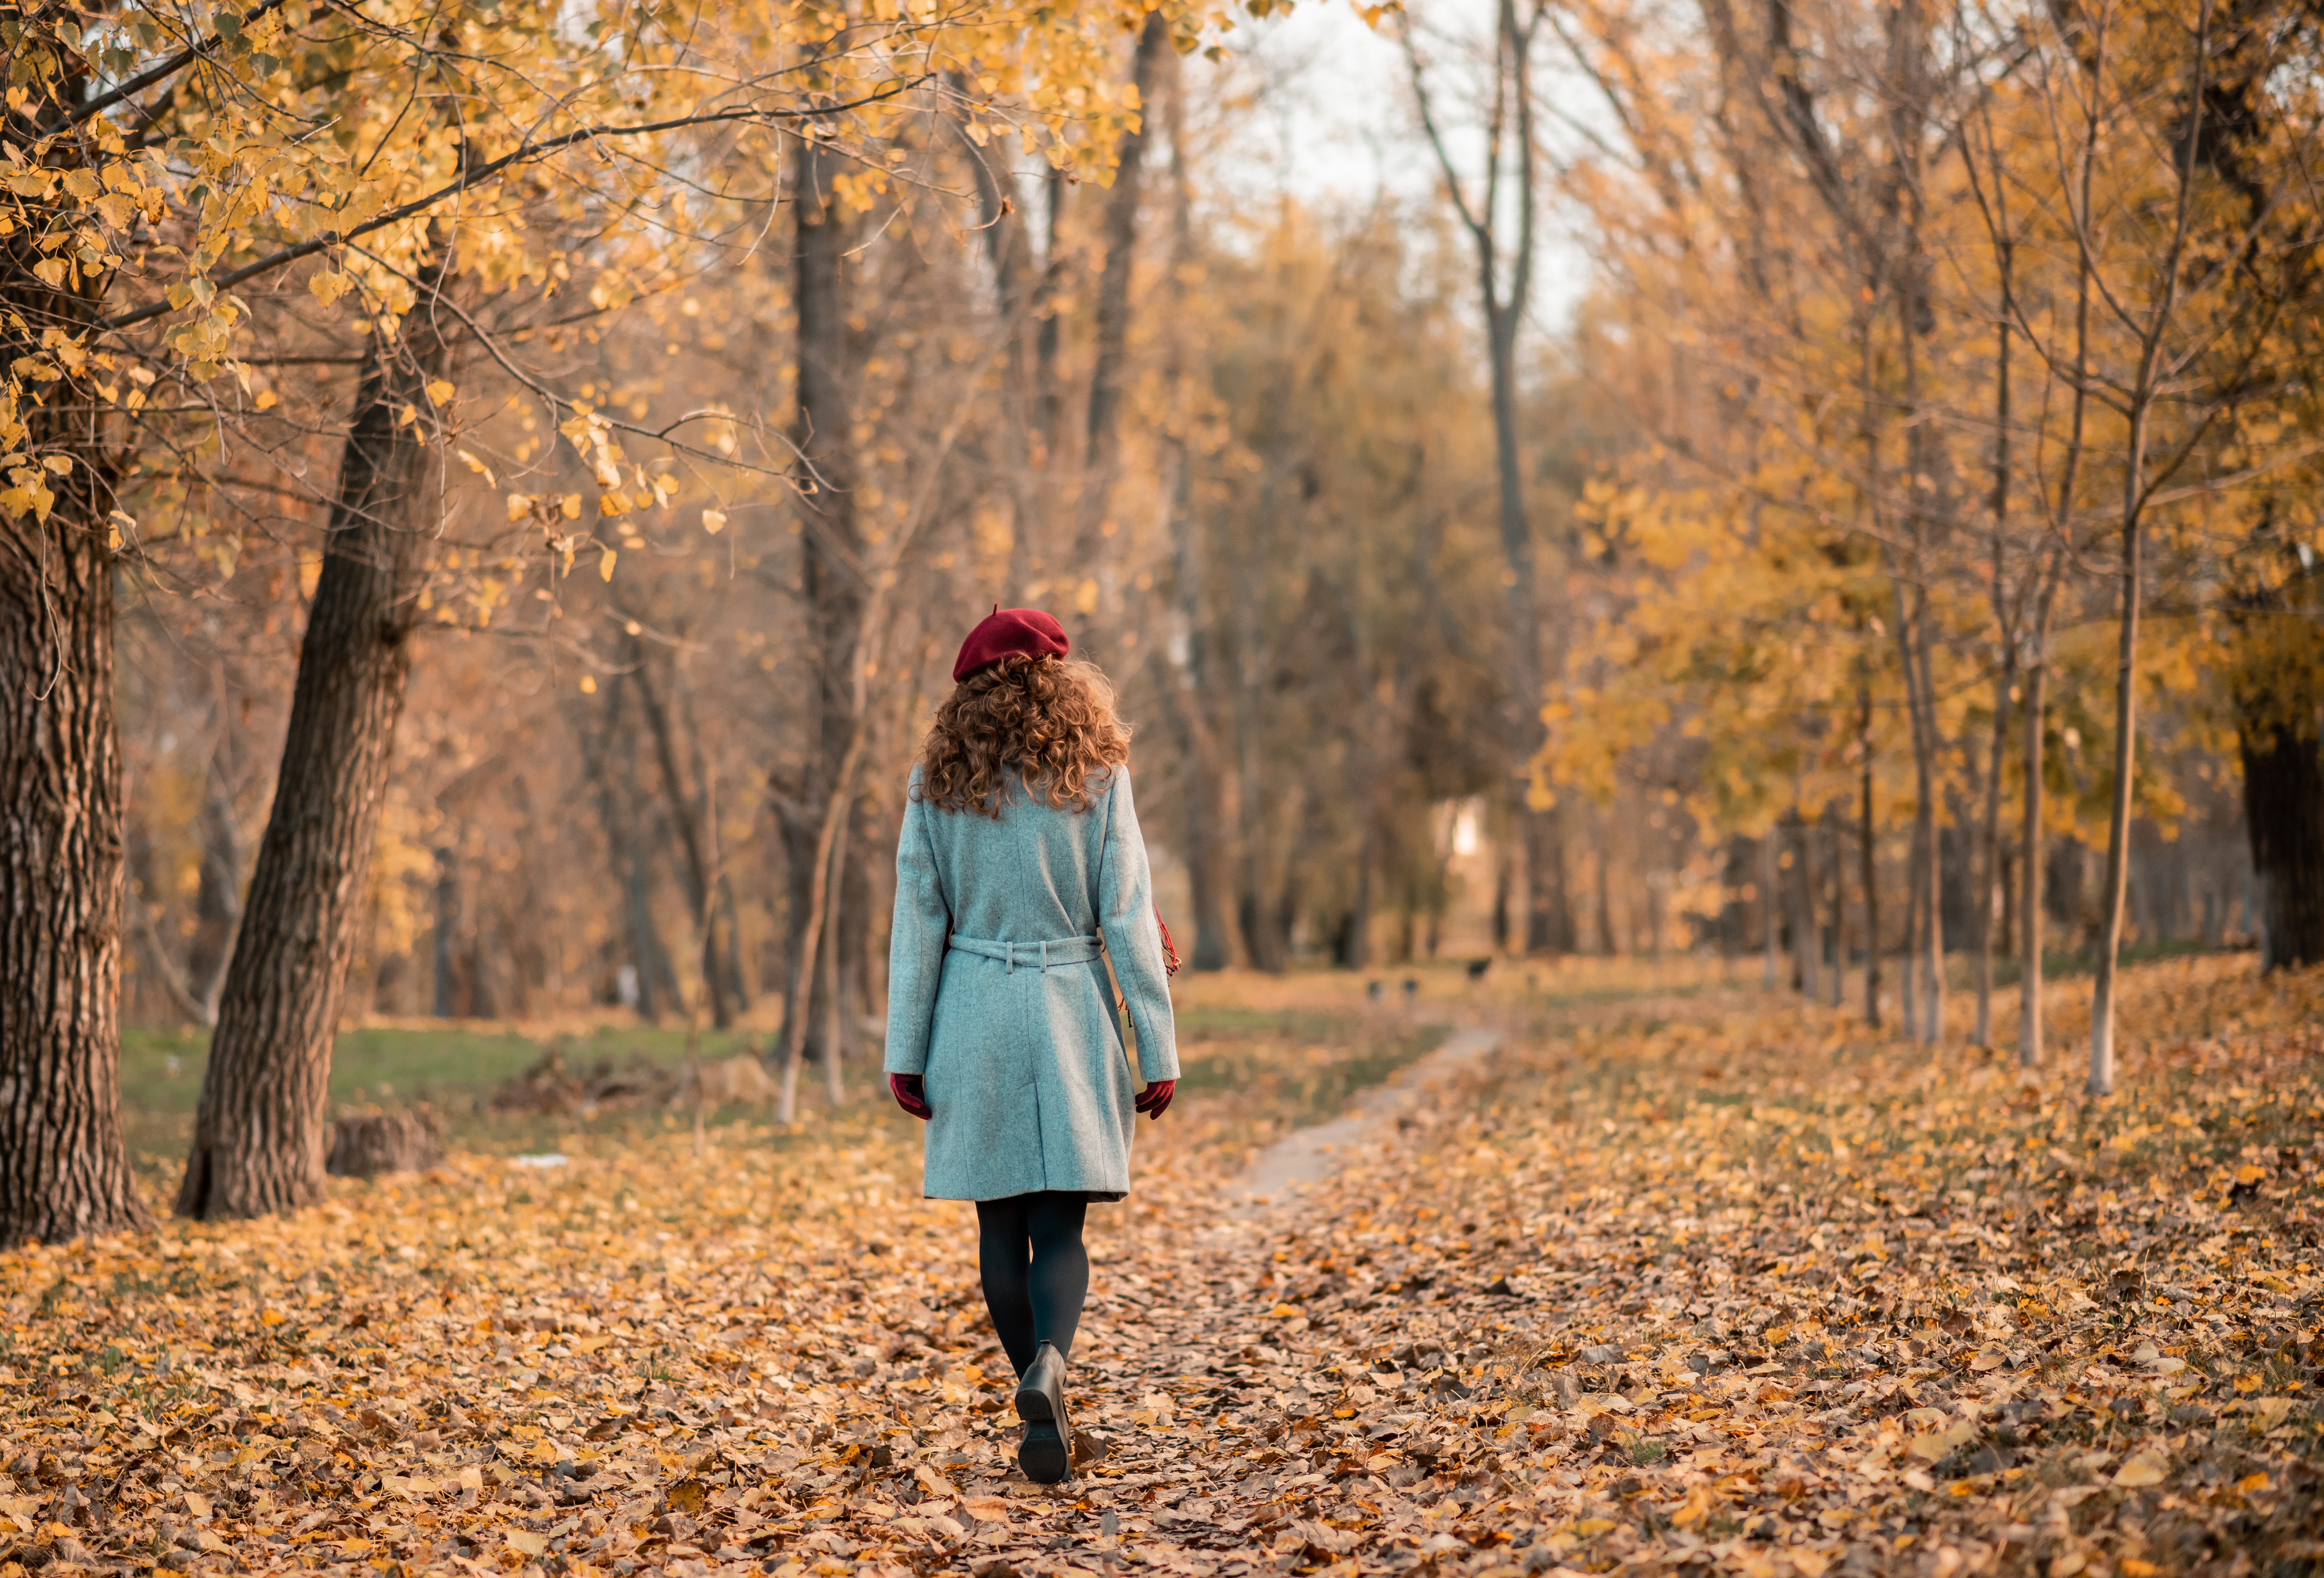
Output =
[{"x1": 947, "y1": 933, "x2": 1104, "y2": 974}]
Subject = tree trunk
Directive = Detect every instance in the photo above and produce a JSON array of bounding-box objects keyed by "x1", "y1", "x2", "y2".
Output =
[
  {"x1": 186, "y1": 745, "x2": 244, "y2": 1019},
  {"x1": 0, "y1": 474, "x2": 153, "y2": 1243},
  {"x1": 2240, "y1": 718, "x2": 2324, "y2": 969},
  {"x1": 2017, "y1": 580, "x2": 2056, "y2": 1069},
  {"x1": 431, "y1": 845, "x2": 463, "y2": 1018},
  {"x1": 1976, "y1": 227, "x2": 2016, "y2": 1051},
  {"x1": 1793, "y1": 814, "x2": 1820, "y2": 1000},
  {"x1": 777, "y1": 137, "x2": 864, "y2": 1099},
  {"x1": 2089, "y1": 477, "x2": 2146, "y2": 1097},
  {"x1": 577, "y1": 687, "x2": 675, "y2": 1022},
  {"x1": 1911, "y1": 592, "x2": 1945, "y2": 1044},
  {"x1": 1973, "y1": 656, "x2": 2012, "y2": 1047},
  {"x1": 1760, "y1": 833, "x2": 1779, "y2": 987},
  {"x1": 1155, "y1": 89, "x2": 1236, "y2": 974},
  {"x1": 953, "y1": 93, "x2": 1041, "y2": 593},
  {"x1": 1859, "y1": 687, "x2": 1881, "y2": 1027},
  {"x1": 629, "y1": 649, "x2": 732, "y2": 1028},
  {"x1": 2229, "y1": 558, "x2": 2324, "y2": 970},
  {"x1": 178, "y1": 307, "x2": 452, "y2": 1221},
  {"x1": 1075, "y1": 9, "x2": 1172, "y2": 572},
  {"x1": 823, "y1": 836, "x2": 849, "y2": 1108},
  {"x1": 1602, "y1": 823, "x2": 1621, "y2": 961},
  {"x1": 1827, "y1": 812, "x2": 1846, "y2": 1008},
  {"x1": 1899, "y1": 793, "x2": 1920, "y2": 1037}
]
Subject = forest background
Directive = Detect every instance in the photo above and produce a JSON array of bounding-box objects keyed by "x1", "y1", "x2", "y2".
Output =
[{"x1": 3, "y1": 0, "x2": 2324, "y2": 1244}]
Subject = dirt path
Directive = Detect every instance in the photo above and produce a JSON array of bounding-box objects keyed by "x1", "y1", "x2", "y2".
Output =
[
  {"x1": 1225, "y1": 1027, "x2": 1504, "y2": 1218},
  {"x1": 885, "y1": 1021, "x2": 1540, "y2": 1578}
]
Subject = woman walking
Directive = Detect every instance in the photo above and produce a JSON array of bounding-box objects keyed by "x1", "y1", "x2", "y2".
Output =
[{"x1": 883, "y1": 608, "x2": 1180, "y2": 1485}]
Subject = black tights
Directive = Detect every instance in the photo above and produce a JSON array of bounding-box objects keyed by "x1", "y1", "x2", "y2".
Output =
[{"x1": 975, "y1": 1192, "x2": 1089, "y2": 1377}]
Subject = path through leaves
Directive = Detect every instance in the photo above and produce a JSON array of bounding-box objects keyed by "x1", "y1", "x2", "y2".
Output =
[{"x1": 2, "y1": 958, "x2": 2318, "y2": 1578}]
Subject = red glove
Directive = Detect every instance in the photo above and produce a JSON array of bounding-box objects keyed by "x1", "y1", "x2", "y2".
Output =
[
  {"x1": 889, "y1": 1073, "x2": 932, "y2": 1120},
  {"x1": 1134, "y1": 1080, "x2": 1175, "y2": 1121}
]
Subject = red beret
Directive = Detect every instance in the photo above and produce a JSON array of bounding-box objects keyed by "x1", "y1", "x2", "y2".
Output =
[{"x1": 953, "y1": 606, "x2": 1070, "y2": 682}]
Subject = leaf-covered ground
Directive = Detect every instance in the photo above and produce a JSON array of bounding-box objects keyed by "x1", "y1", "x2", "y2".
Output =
[{"x1": 3, "y1": 957, "x2": 2319, "y2": 1578}]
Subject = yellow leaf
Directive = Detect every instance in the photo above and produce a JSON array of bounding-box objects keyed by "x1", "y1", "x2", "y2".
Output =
[
  {"x1": 254, "y1": 389, "x2": 277, "y2": 410},
  {"x1": 260, "y1": 1308, "x2": 286, "y2": 1326},
  {"x1": 506, "y1": 494, "x2": 534, "y2": 523},
  {"x1": 960, "y1": 1494, "x2": 1012, "y2": 1523},
  {"x1": 2235, "y1": 1374, "x2": 2262, "y2": 1393},
  {"x1": 506, "y1": 1530, "x2": 546, "y2": 1556},
  {"x1": 561, "y1": 494, "x2": 583, "y2": 520},
  {"x1": 599, "y1": 547, "x2": 617, "y2": 582},
  {"x1": 1790, "y1": 1551, "x2": 1831, "y2": 1578},
  {"x1": 1573, "y1": 1518, "x2": 1615, "y2": 1536},
  {"x1": 33, "y1": 258, "x2": 68, "y2": 289},
  {"x1": 42, "y1": 454, "x2": 70, "y2": 476},
  {"x1": 457, "y1": 449, "x2": 494, "y2": 486},
  {"x1": 2236, "y1": 1472, "x2": 2269, "y2": 1494},
  {"x1": 1267, "y1": 1303, "x2": 1299, "y2": 1319},
  {"x1": 184, "y1": 1492, "x2": 211, "y2": 1520},
  {"x1": 570, "y1": 1333, "x2": 611, "y2": 1353},
  {"x1": 425, "y1": 379, "x2": 455, "y2": 405},
  {"x1": 2236, "y1": 1165, "x2": 2265, "y2": 1185},
  {"x1": 2113, "y1": 1450, "x2": 2168, "y2": 1488},
  {"x1": 309, "y1": 272, "x2": 352, "y2": 306},
  {"x1": 701, "y1": 508, "x2": 726, "y2": 535},
  {"x1": 578, "y1": 675, "x2": 597, "y2": 694}
]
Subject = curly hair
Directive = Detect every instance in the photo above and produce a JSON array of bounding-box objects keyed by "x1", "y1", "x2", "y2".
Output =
[{"x1": 916, "y1": 656, "x2": 1131, "y2": 817}]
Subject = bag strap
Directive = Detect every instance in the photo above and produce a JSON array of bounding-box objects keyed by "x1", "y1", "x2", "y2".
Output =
[{"x1": 1102, "y1": 904, "x2": 1179, "y2": 1094}]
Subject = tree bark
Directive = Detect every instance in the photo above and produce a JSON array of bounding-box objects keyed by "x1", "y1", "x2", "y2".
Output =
[
  {"x1": 184, "y1": 743, "x2": 244, "y2": 1021},
  {"x1": 1859, "y1": 686, "x2": 1881, "y2": 1027},
  {"x1": 629, "y1": 646, "x2": 733, "y2": 1028},
  {"x1": 1760, "y1": 833, "x2": 1779, "y2": 987},
  {"x1": 179, "y1": 298, "x2": 453, "y2": 1221},
  {"x1": 2229, "y1": 553, "x2": 2324, "y2": 970},
  {"x1": 1156, "y1": 65, "x2": 1234, "y2": 974},
  {"x1": 776, "y1": 137, "x2": 865, "y2": 1101},
  {"x1": 2088, "y1": 502, "x2": 2142, "y2": 1096},
  {"x1": 2240, "y1": 709, "x2": 2324, "y2": 970},
  {"x1": 952, "y1": 91, "x2": 1042, "y2": 593},
  {"x1": 1793, "y1": 813, "x2": 1820, "y2": 999},
  {"x1": 577, "y1": 686, "x2": 676, "y2": 1021},
  {"x1": 1075, "y1": 9, "x2": 1172, "y2": 570},
  {"x1": 1975, "y1": 239, "x2": 2015, "y2": 1050},
  {"x1": 0, "y1": 466, "x2": 153, "y2": 1243},
  {"x1": 2017, "y1": 577, "x2": 2056, "y2": 1069},
  {"x1": 1827, "y1": 811, "x2": 1846, "y2": 1008}
]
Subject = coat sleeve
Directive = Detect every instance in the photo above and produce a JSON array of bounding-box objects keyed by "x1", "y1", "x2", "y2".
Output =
[
  {"x1": 882, "y1": 789, "x2": 949, "y2": 1076},
  {"x1": 1094, "y1": 771, "x2": 1180, "y2": 1082}
]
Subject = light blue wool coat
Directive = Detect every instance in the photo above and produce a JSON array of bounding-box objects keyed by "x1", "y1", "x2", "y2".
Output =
[{"x1": 882, "y1": 767, "x2": 1180, "y2": 1202}]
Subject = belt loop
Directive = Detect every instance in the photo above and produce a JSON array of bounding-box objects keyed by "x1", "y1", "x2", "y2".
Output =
[
  {"x1": 1006, "y1": 941, "x2": 1015, "y2": 975},
  {"x1": 1041, "y1": 939, "x2": 1049, "y2": 972}
]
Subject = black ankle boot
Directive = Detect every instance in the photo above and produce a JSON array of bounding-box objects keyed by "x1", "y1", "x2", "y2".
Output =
[{"x1": 1014, "y1": 1341, "x2": 1070, "y2": 1484}]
